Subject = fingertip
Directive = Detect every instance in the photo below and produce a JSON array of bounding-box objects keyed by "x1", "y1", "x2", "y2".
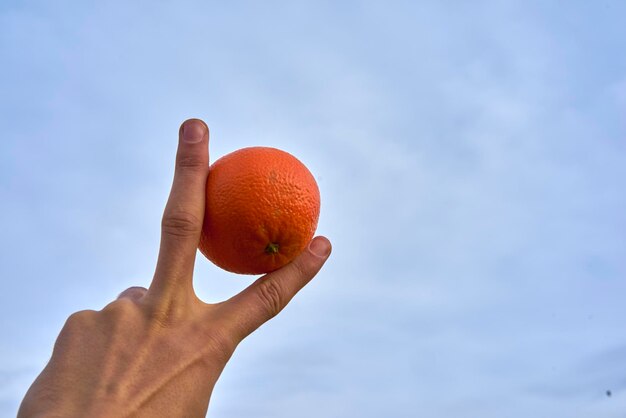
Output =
[
  {"x1": 180, "y1": 118, "x2": 209, "y2": 143},
  {"x1": 308, "y1": 236, "x2": 332, "y2": 258}
]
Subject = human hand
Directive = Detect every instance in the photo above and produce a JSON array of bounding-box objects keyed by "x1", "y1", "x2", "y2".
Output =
[{"x1": 17, "y1": 119, "x2": 332, "y2": 418}]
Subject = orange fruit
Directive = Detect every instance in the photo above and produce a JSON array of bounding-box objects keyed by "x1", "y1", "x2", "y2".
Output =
[{"x1": 199, "y1": 147, "x2": 320, "y2": 274}]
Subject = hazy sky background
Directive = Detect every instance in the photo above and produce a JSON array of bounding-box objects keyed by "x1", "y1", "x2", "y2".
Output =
[{"x1": 1, "y1": 1, "x2": 626, "y2": 417}]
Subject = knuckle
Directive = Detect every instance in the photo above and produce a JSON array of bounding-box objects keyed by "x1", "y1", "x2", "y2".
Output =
[
  {"x1": 145, "y1": 300, "x2": 188, "y2": 329},
  {"x1": 64, "y1": 310, "x2": 96, "y2": 327},
  {"x1": 203, "y1": 328, "x2": 237, "y2": 363},
  {"x1": 101, "y1": 298, "x2": 139, "y2": 318},
  {"x1": 161, "y1": 211, "x2": 202, "y2": 237},
  {"x1": 144, "y1": 309, "x2": 169, "y2": 329},
  {"x1": 58, "y1": 310, "x2": 98, "y2": 342},
  {"x1": 255, "y1": 278, "x2": 285, "y2": 319},
  {"x1": 176, "y1": 155, "x2": 206, "y2": 172},
  {"x1": 290, "y1": 257, "x2": 310, "y2": 278},
  {"x1": 117, "y1": 286, "x2": 147, "y2": 300},
  {"x1": 289, "y1": 253, "x2": 321, "y2": 280}
]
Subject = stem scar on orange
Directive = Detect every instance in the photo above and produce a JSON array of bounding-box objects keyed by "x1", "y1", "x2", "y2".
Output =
[{"x1": 198, "y1": 147, "x2": 321, "y2": 274}]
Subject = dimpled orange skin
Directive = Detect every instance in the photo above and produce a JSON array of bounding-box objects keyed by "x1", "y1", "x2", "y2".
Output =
[{"x1": 198, "y1": 147, "x2": 321, "y2": 275}]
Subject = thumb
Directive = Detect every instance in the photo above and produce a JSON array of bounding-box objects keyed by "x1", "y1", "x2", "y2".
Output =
[{"x1": 220, "y1": 236, "x2": 332, "y2": 341}]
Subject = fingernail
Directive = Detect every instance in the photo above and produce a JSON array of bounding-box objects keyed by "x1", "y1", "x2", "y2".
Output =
[
  {"x1": 182, "y1": 119, "x2": 206, "y2": 143},
  {"x1": 308, "y1": 236, "x2": 331, "y2": 258}
]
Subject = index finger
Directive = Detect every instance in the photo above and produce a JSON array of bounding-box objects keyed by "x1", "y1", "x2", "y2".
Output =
[{"x1": 147, "y1": 119, "x2": 209, "y2": 304}]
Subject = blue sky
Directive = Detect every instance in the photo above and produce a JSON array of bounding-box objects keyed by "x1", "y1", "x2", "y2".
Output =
[{"x1": 1, "y1": 1, "x2": 626, "y2": 416}]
